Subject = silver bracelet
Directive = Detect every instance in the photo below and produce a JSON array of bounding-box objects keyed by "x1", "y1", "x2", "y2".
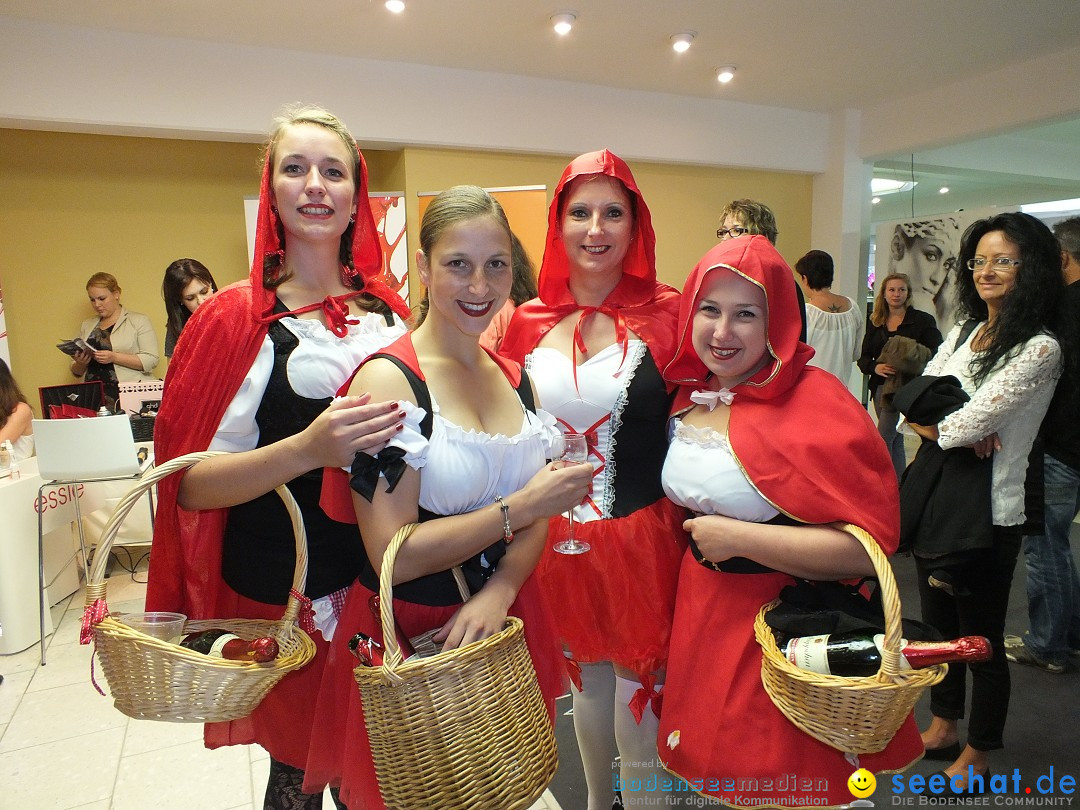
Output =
[{"x1": 494, "y1": 494, "x2": 514, "y2": 544}]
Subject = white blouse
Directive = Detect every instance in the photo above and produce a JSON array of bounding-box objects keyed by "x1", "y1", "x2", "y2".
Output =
[
  {"x1": 525, "y1": 340, "x2": 647, "y2": 523},
  {"x1": 924, "y1": 322, "x2": 1061, "y2": 526},
  {"x1": 804, "y1": 296, "x2": 864, "y2": 384},
  {"x1": 375, "y1": 393, "x2": 559, "y2": 516},
  {"x1": 209, "y1": 312, "x2": 407, "y2": 452},
  {"x1": 662, "y1": 419, "x2": 779, "y2": 524}
]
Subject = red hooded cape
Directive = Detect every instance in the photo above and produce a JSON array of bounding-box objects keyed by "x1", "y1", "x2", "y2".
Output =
[
  {"x1": 499, "y1": 149, "x2": 680, "y2": 371},
  {"x1": 664, "y1": 235, "x2": 900, "y2": 550},
  {"x1": 146, "y1": 142, "x2": 410, "y2": 617}
]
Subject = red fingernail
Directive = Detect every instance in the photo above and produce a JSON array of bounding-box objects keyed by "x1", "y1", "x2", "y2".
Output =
[
  {"x1": 397, "y1": 410, "x2": 406, "y2": 419},
  {"x1": 395, "y1": 423, "x2": 404, "y2": 432},
  {"x1": 387, "y1": 402, "x2": 399, "y2": 411}
]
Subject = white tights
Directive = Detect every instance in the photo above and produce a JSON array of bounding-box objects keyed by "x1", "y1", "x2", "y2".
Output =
[{"x1": 571, "y1": 661, "x2": 669, "y2": 810}]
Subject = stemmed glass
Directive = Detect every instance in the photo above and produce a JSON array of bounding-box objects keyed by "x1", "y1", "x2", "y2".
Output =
[{"x1": 553, "y1": 432, "x2": 590, "y2": 555}]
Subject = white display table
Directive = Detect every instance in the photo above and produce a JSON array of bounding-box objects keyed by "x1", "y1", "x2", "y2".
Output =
[{"x1": 0, "y1": 456, "x2": 128, "y2": 655}]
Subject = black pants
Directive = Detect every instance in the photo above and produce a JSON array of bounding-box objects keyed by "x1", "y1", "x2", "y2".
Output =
[{"x1": 915, "y1": 525, "x2": 1022, "y2": 751}]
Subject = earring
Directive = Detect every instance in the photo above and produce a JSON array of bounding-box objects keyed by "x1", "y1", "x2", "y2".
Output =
[
  {"x1": 271, "y1": 205, "x2": 278, "y2": 215},
  {"x1": 349, "y1": 214, "x2": 356, "y2": 223}
]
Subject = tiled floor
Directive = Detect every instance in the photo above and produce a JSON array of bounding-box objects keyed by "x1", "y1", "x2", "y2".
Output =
[{"x1": 0, "y1": 568, "x2": 563, "y2": 810}]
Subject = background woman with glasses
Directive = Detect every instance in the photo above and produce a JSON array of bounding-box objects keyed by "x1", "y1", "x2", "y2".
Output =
[
  {"x1": 717, "y1": 198, "x2": 808, "y2": 341},
  {"x1": 907, "y1": 212, "x2": 1063, "y2": 791}
]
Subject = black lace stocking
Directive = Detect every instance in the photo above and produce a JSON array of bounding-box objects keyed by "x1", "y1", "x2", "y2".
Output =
[{"x1": 264, "y1": 757, "x2": 334, "y2": 810}]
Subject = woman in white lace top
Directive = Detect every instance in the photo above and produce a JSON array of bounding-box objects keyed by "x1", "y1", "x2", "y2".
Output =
[{"x1": 910, "y1": 212, "x2": 1063, "y2": 790}]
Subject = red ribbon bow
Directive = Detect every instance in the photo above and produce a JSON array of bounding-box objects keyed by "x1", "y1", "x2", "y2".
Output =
[
  {"x1": 289, "y1": 588, "x2": 317, "y2": 633},
  {"x1": 258, "y1": 289, "x2": 363, "y2": 339},
  {"x1": 79, "y1": 597, "x2": 109, "y2": 645},
  {"x1": 318, "y1": 295, "x2": 361, "y2": 338},
  {"x1": 571, "y1": 306, "x2": 629, "y2": 392},
  {"x1": 628, "y1": 673, "x2": 663, "y2": 723}
]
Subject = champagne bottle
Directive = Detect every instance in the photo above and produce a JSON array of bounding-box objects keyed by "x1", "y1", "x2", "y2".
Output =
[
  {"x1": 172, "y1": 629, "x2": 279, "y2": 663},
  {"x1": 782, "y1": 631, "x2": 991, "y2": 677}
]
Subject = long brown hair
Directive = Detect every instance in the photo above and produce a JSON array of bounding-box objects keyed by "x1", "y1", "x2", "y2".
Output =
[
  {"x1": 0, "y1": 358, "x2": 29, "y2": 430},
  {"x1": 870, "y1": 272, "x2": 912, "y2": 327}
]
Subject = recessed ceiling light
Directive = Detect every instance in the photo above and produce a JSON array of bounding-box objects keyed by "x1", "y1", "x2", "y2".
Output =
[
  {"x1": 385, "y1": 0, "x2": 405, "y2": 12},
  {"x1": 716, "y1": 65, "x2": 736, "y2": 84},
  {"x1": 671, "y1": 32, "x2": 695, "y2": 53},
  {"x1": 872, "y1": 197, "x2": 881, "y2": 205},
  {"x1": 551, "y1": 11, "x2": 576, "y2": 36},
  {"x1": 939, "y1": 186, "x2": 950, "y2": 194}
]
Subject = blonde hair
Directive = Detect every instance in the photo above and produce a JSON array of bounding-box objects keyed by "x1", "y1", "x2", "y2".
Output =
[
  {"x1": 265, "y1": 103, "x2": 359, "y2": 183},
  {"x1": 86, "y1": 272, "x2": 120, "y2": 294},
  {"x1": 870, "y1": 272, "x2": 912, "y2": 327}
]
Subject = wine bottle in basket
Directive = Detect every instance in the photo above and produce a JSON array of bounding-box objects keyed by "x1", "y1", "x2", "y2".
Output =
[
  {"x1": 172, "y1": 629, "x2": 279, "y2": 663},
  {"x1": 348, "y1": 632, "x2": 384, "y2": 667},
  {"x1": 367, "y1": 595, "x2": 418, "y2": 660},
  {"x1": 781, "y1": 630, "x2": 991, "y2": 677}
]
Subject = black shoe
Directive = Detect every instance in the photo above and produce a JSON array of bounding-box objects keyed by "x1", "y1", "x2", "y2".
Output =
[{"x1": 923, "y1": 740, "x2": 961, "y2": 761}]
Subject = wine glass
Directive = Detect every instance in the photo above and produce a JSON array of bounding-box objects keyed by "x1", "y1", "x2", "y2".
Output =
[{"x1": 553, "y1": 432, "x2": 590, "y2": 555}]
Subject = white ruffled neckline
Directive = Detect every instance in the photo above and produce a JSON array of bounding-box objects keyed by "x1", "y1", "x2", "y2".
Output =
[
  {"x1": 279, "y1": 310, "x2": 403, "y2": 344},
  {"x1": 672, "y1": 418, "x2": 732, "y2": 451},
  {"x1": 434, "y1": 407, "x2": 557, "y2": 445}
]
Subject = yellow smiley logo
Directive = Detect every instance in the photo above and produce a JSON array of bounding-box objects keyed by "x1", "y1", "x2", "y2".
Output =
[{"x1": 848, "y1": 768, "x2": 877, "y2": 798}]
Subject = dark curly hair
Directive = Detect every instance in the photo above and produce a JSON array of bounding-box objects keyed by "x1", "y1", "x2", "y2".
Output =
[{"x1": 953, "y1": 212, "x2": 1063, "y2": 387}]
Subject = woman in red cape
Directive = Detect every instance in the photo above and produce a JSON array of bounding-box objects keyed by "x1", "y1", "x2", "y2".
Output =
[
  {"x1": 146, "y1": 104, "x2": 410, "y2": 809},
  {"x1": 657, "y1": 235, "x2": 922, "y2": 807},
  {"x1": 304, "y1": 186, "x2": 592, "y2": 807},
  {"x1": 500, "y1": 150, "x2": 687, "y2": 809}
]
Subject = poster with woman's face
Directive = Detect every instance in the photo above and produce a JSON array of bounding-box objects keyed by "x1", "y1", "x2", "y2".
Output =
[{"x1": 882, "y1": 217, "x2": 962, "y2": 331}]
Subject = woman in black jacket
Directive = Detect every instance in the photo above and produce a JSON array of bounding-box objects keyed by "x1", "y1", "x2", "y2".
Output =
[{"x1": 858, "y1": 272, "x2": 943, "y2": 478}]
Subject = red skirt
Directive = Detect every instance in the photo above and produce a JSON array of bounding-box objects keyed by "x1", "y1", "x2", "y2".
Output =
[
  {"x1": 203, "y1": 586, "x2": 330, "y2": 770},
  {"x1": 303, "y1": 574, "x2": 564, "y2": 809},
  {"x1": 657, "y1": 549, "x2": 923, "y2": 807},
  {"x1": 535, "y1": 496, "x2": 687, "y2": 681}
]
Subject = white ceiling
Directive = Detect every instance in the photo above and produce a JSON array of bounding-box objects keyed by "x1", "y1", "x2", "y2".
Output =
[{"x1": 4, "y1": 0, "x2": 1080, "y2": 222}]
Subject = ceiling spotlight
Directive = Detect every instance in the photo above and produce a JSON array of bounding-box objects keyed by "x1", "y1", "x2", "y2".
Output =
[
  {"x1": 716, "y1": 65, "x2": 736, "y2": 84},
  {"x1": 671, "y1": 32, "x2": 695, "y2": 53},
  {"x1": 551, "y1": 11, "x2": 576, "y2": 36},
  {"x1": 939, "y1": 186, "x2": 950, "y2": 194},
  {"x1": 385, "y1": 0, "x2": 405, "y2": 12},
  {"x1": 872, "y1": 197, "x2": 881, "y2": 205}
]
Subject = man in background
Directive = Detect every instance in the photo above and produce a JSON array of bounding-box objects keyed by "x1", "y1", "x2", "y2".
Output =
[{"x1": 1007, "y1": 216, "x2": 1080, "y2": 673}]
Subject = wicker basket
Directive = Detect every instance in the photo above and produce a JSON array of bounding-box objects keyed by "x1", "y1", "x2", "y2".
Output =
[
  {"x1": 754, "y1": 522, "x2": 947, "y2": 754},
  {"x1": 354, "y1": 524, "x2": 558, "y2": 810},
  {"x1": 84, "y1": 451, "x2": 317, "y2": 722}
]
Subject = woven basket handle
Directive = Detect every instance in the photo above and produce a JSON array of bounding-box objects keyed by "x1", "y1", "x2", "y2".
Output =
[
  {"x1": 376, "y1": 522, "x2": 470, "y2": 676},
  {"x1": 835, "y1": 522, "x2": 906, "y2": 681},
  {"x1": 83, "y1": 451, "x2": 309, "y2": 630}
]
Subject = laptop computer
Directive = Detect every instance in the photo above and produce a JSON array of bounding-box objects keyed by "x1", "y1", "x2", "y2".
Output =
[{"x1": 31, "y1": 414, "x2": 143, "y2": 481}]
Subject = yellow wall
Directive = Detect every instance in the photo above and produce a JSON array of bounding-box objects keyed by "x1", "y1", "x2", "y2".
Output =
[
  {"x1": 0, "y1": 130, "x2": 812, "y2": 415},
  {"x1": 0, "y1": 130, "x2": 261, "y2": 412}
]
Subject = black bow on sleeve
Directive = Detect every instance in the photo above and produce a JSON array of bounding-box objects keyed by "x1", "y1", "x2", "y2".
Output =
[{"x1": 349, "y1": 446, "x2": 408, "y2": 502}]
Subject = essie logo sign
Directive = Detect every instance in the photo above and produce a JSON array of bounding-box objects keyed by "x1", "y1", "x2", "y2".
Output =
[{"x1": 35, "y1": 484, "x2": 85, "y2": 514}]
